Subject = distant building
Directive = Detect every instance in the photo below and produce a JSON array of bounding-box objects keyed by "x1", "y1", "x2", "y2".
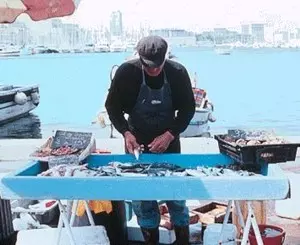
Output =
[
  {"x1": 281, "y1": 31, "x2": 289, "y2": 43},
  {"x1": 110, "y1": 11, "x2": 123, "y2": 37},
  {"x1": 251, "y1": 23, "x2": 265, "y2": 43},
  {"x1": 51, "y1": 19, "x2": 63, "y2": 28},
  {"x1": 240, "y1": 34, "x2": 252, "y2": 44},
  {"x1": 196, "y1": 28, "x2": 241, "y2": 45},
  {"x1": 297, "y1": 28, "x2": 300, "y2": 39},
  {"x1": 0, "y1": 22, "x2": 30, "y2": 45},
  {"x1": 213, "y1": 28, "x2": 228, "y2": 36},
  {"x1": 274, "y1": 31, "x2": 290, "y2": 44},
  {"x1": 149, "y1": 29, "x2": 196, "y2": 46},
  {"x1": 290, "y1": 33, "x2": 295, "y2": 40},
  {"x1": 213, "y1": 28, "x2": 240, "y2": 44},
  {"x1": 241, "y1": 24, "x2": 250, "y2": 35}
]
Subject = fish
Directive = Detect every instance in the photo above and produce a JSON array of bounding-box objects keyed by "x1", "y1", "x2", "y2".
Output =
[{"x1": 39, "y1": 161, "x2": 259, "y2": 178}]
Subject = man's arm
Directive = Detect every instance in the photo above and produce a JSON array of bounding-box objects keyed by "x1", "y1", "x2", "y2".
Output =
[
  {"x1": 105, "y1": 64, "x2": 130, "y2": 135},
  {"x1": 169, "y1": 67, "x2": 196, "y2": 137}
]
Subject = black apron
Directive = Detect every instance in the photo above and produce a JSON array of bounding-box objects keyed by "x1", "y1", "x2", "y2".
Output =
[{"x1": 128, "y1": 68, "x2": 180, "y2": 153}]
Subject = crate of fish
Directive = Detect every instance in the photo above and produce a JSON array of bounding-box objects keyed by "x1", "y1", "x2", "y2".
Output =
[
  {"x1": 215, "y1": 129, "x2": 300, "y2": 164},
  {"x1": 30, "y1": 130, "x2": 96, "y2": 164},
  {"x1": 1, "y1": 153, "x2": 290, "y2": 201}
]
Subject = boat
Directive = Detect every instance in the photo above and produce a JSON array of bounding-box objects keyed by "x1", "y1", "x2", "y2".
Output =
[
  {"x1": 214, "y1": 44, "x2": 232, "y2": 55},
  {"x1": 125, "y1": 42, "x2": 137, "y2": 52},
  {"x1": 93, "y1": 56, "x2": 216, "y2": 138},
  {"x1": 60, "y1": 48, "x2": 72, "y2": 53},
  {"x1": 95, "y1": 43, "x2": 110, "y2": 53},
  {"x1": 180, "y1": 84, "x2": 216, "y2": 138},
  {"x1": 73, "y1": 48, "x2": 84, "y2": 53},
  {"x1": 83, "y1": 44, "x2": 95, "y2": 53},
  {"x1": 32, "y1": 46, "x2": 48, "y2": 54},
  {"x1": 0, "y1": 84, "x2": 40, "y2": 125},
  {"x1": 0, "y1": 113, "x2": 42, "y2": 139},
  {"x1": 0, "y1": 46, "x2": 20, "y2": 57},
  {"x1": 110, "y1": 40, "x2": 126, "y2": 52}
]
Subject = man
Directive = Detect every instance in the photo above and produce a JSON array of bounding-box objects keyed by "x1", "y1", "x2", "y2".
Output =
[{"x1": 105, "y1": 35, "x2": 195, "y2": 245}]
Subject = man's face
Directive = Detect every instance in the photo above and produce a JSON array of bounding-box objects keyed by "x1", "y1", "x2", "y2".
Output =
[{"x1": 143, "y1": 61, "x2": 165, "y2": 77}]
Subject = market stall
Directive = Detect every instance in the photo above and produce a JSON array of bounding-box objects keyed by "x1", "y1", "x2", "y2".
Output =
[{"x1": 0, "y1": 150, "x2": 292, "y2": 245}]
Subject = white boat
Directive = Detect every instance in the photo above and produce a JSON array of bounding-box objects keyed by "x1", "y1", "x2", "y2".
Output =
[
  {"x1": 0, "y1": 46, "x2": 20, "y2": 57},
  {"x1": 180, "y1": 104, "x2": 215, "y2": 138},
  {"x1": 110, "y1": 41, "x2": 126, "y2": 52},
  {"x1": 0, "y1": 84, "x2": 40, "y2": 125},
  {"x1": 126, "y1": 42, "x2": 137, "y2": 52},
  {"x1": 60, "y1": 48, "x2": 72, "y2": 53},
  {"x1": 180, "y1": 73, "x2": 216, "y2": 138},
  {"x1": 33, "y1": 46, "x2": 48, "y2": 54},
  {"x1": 73, "y1": 48, "x2": 84, "y2": 53},
  {"x1": 215, "y1": 46, "x2": 232, "y2": 55},
  {"x1": 95, "y1": 43, "x2": 110, "y2": 53},
  {"x1": 83, "y1": 44, "x2": 94, "y2": 53}
]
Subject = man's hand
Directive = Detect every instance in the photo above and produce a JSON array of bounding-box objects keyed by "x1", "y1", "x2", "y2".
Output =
[
  {"x1": 124, "y1": 131, "x2": 140, "y2": 154},
  {"x1": 148, "y1": 131, "x2": 175, "y2": 153}
]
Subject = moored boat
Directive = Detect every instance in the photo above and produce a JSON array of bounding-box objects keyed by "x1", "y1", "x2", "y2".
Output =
[
  {"x1": 0, "y1": 46, "x2": 20, "y2": 57},
  {"x1": 0, "y1": 84, "x2": 40, "y2": 125}
]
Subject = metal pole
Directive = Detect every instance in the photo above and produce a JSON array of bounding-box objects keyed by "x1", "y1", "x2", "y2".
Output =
[
  {"x1": 58, "y1": 200, "x2": 77, "y2": 245},
  {"x1": 218, "y1": 200, "x2": 233, "y2": 244},
  {"x1": 70, "y1": 200, "x2": 79, "y2": 227},
  {"x1": 248, "y1": 202, "x2": 264, "y2": 245},
  {"x1": 84, "y1": 201, "x2": 95, "y2": 226}
]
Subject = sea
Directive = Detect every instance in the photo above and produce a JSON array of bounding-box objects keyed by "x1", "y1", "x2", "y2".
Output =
[{"x1": 1, "y1": 47, "x2": 300, "y2": 139}]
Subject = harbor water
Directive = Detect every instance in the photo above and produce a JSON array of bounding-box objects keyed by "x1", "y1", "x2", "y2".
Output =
[{"x1": 0, "y1": 47, "x2": 300, "y2": 139}]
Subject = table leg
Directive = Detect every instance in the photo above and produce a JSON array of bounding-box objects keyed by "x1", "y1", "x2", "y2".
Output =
[
  {"x1": 70, "y1": 200, "x2": 95, "y2": 226},
  {"x1": 240, "y1": 201, "x2": 264, "y2": 245},
  {"x1": 234, "y1": 201, "x2": 245, "y2": 229},
  {"x1": 234, "y1": 200, "x2": 246, "y2": 240},
  {"x1": 84, "y1": 201, "x2": 95, "y2": 226},
  {"x1": 70, "y1": 200, "x2": 79, "y2": 227},
  {"x1": 247, "y1": 202, "x2": 264, "y2": 245},
  {"x1": 218, "y1": 200, "x2": 233, "y2": 244},
  {"x1": 55, "y1": 214, "x2": 63, "y2": 245},
  {"x1": 57, "y1": 200, "x2": 77, "y2": 245}
]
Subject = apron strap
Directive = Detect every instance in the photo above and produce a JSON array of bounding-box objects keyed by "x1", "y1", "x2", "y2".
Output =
[{"x1": 141, "y1": 67, "x2": 146, "y2": 85}]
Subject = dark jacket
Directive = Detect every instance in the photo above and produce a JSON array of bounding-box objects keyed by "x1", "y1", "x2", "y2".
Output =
[{"x1": 105, "y1": 58, "x2": 195, "y2": 137}]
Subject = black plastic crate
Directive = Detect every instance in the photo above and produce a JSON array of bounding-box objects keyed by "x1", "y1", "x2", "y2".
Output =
[{"x1": 215, "y1": 134, "x2": 300, "y2": 164}]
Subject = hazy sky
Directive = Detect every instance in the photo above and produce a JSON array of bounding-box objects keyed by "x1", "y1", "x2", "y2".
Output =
[{"x1": 62, "y1": 0, "x2": 300, "y2": 29}]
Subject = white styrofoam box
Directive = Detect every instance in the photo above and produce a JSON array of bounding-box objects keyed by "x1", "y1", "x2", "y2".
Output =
[
  {"x1": 127, "y1": 215, "x2": 176, "y2": 244},
  {"x1": 186, "y1": 200, "x2": 203, "y2": 210},
  {"x1": 275, "y1": 172, "x2": 300, "y2": 219},
  {"x1": 204, "y1": 224, "x2": 237, "y2": 245},
  {"x1": 16, "y1": 226, "x2": 110, "y2": 245},
  {"x1": 127, "y1": 215, "x2": 202, "y2": 244},
  {"x1": 0, "y1": 173, "x2": 8, "y2": 198},
  {"x1": 189, "y1": 223, "x2": 202, "y2": 244},
  {"x1": 10, "y1": 199, "x2": 35, "y2": 210}
]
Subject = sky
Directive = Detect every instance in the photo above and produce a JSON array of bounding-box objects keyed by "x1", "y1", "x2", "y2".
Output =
[{"x1": 60, "y1": 0, "x2": 300, "y2": 30}]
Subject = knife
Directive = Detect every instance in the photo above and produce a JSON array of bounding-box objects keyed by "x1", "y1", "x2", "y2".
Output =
[{"x1": 134, "y1": 148, "x2": 140, "y2": 161}]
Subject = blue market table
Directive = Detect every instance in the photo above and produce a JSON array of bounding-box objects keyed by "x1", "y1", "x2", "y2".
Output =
[{"x1": 1, "y1": 153, "x2": 290, "y2": 245}]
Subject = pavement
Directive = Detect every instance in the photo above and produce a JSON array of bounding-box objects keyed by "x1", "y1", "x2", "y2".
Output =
[{"x1": 1, "y1": 137, "x2": 300, "y2": 244}]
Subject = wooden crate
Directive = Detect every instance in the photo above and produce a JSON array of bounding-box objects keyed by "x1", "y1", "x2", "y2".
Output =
[{"x1": 191, "y1": 202, "x2": 232, "y2": 225}]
